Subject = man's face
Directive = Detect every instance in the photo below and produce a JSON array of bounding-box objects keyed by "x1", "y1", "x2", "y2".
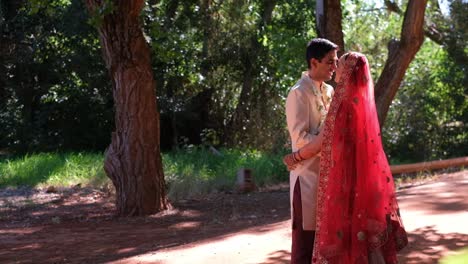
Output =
[
  {"x1": 310, "y1": 49, "x2": 338, "y2": 82},
  {"x1": 334, "y1": 54, "x2": 347, "y2": 83}
]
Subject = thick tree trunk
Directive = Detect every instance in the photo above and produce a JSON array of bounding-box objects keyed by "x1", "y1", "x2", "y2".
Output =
[
  {"x1": 315, "y1": 0, "x2": 345, "y2": 55},
  {"x1": 85, "y1": 0, "x2": 169, "y2": 216},
  {"x1": 375, "y1": 0, "x2": 427, "y2": 126}
]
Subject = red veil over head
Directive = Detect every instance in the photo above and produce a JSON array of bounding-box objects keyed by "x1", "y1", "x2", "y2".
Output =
[{"x1": 312, "y1": 53, "x2": 408, "y2": 264}]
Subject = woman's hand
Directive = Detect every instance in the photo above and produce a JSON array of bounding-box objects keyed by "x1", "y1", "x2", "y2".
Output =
[
  {"x1": 283, "y1": 153, "x2": 297, "y2": 171},
  {"x1": 283, "y1": 150, "x2": 304, "y2": 171}
]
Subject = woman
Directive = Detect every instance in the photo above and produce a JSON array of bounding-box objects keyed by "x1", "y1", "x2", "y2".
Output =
[{"x1": 284, "y1": 52, "x2": 408, "y2": 263}]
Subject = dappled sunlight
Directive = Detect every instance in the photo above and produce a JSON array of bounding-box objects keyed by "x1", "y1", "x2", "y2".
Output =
[
  {"x1": 0, "y1": 186, "x2": 290, "y2": 263},
  {"x1": 169, "y1": 221, "x2": 201, "y2": 229},
  {"x1": 116, "y1": 220, "x2": 291, "y2": 264},
  {"x1": 116, "y1": 247, "x2": 138, "y2": 254},
  {"x1": 11, "y1": 243, "x2": 42, "y2": 251},
  {"x1": 262, "y1": 250, "x2": 290, "y2": 264},
  {"x1": 397, "y1": 171, "x2": 468, "y2": 216},
  {"x1": 0, "y1": 227, "x2": 43, "y2": 235},
  {"x1": 1, "y1": 171, "x2": 466, "y2": 263},
  {"x1": 439, "y1": 247, "x2": 468, "y2": 263},
  {"x1": 398, "y1": 226, "x2": 468, "y2": 264},
  {"x1": 397, "y1": 172, "x2": 468, "y2": 235}
]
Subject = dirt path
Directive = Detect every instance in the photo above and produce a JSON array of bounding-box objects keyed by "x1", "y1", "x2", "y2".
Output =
[{"x1": 1, "y1": 170, "x2": 467, "y2": 264}]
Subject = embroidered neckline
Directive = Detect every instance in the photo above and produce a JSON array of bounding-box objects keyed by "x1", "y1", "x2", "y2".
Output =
[{"x1": 303, "y1": 72, "x2": 332, "y2": 131}]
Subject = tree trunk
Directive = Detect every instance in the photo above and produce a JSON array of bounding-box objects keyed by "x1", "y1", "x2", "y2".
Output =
[
  {"x1": 315, "y1": 0, "x2": 345, "y2": 55},
  {"x1": 375, "y1": 0, "x2": 427, "y2": 126},
  {"x1": 85, "y1": 0, "x2": 169, "y2": 216}
]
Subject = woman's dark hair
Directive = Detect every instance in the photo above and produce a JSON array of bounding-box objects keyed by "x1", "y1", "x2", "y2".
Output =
[{"x1": 306, "y1": 38, "x2": 339, "y2": 68}]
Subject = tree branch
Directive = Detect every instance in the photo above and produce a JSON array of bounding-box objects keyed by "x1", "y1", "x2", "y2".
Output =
[{"x1": 375, "y1": 0, "x2": 428, "y2": 126}]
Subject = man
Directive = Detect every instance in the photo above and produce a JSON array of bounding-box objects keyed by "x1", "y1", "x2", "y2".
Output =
[{"x1": 285, "y1": 38, "x2": 338, "y2": 264}]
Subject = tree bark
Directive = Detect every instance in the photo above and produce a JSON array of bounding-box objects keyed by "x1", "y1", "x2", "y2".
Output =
[
  {"x1": 384, "y1": 0, "x2": 467, "y2": 76},
  {"x1": 85, "y1": 0, "x2": 169, "y2": 216},
  {"x1": 374, "y1": 0, "x2": 427, "y2": 126},
  {"x1": 315, "y1": 0, "x2": 345, "y2": 55}
]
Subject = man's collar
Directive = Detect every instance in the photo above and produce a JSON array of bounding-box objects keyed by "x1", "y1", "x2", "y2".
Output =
[{"x1": 302, "y1": 71, "x2": 323, "y2": 91}]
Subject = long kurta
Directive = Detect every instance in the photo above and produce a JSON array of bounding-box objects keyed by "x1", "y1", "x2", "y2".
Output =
[{"x1": 286, "y1": 71, "x2": 334, "y2": 230}]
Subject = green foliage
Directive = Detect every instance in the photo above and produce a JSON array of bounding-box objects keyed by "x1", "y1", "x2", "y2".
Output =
[
  {"x1": 86, "y1": 0, "x2": 115, "y2": 28},
  {"x1": 341, "y1": 0, "x2": 403, "y2": 78},
  {"x1": 1, "y1": 0, "x2": 466, "y2": 164},
  {"x1": 0, "y1": 0, "x2": 113, "y2": 152},
  {"x1": 163, "y1": 147, "x2": 289, "y2": 200},
  {"x1": 439, "y1": 247, "x2": 468, "y2": 264},
  {"x1": 380, "y1": 0, "x2": 468, "y2": 163},
  {"x1": 0, "y1": 152, "x2": 107, "y2": 187},
  {"x1": 339, "y1": 0, "x2": 467, "y2": 163},
  {"x1": 27, "y1": 0, "x2": 72, "y2": 16},
  {"x1": 384, "y1": 40, "x2": 467, "y2": 162},
  {"x1": 0, "y1": 149, "x2": 289, "y2": 201},
  {"x1": 142, "y1": 0, "x2": 315, "y2": 151}
]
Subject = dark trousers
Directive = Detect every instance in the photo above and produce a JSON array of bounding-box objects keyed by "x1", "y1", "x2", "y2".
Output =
[{"x1": 291, "y1": 179, "x2": 315, "y2": 264}]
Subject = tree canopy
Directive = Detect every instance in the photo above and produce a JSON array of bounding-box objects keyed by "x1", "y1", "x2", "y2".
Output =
[{"x1": 1, "y1": 0, "x2": 466, "y2": 163}]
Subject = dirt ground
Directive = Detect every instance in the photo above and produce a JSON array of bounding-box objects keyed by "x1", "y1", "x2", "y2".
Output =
[{"x1": 1, "y1": 170, "x2": 467, "y2": 264}]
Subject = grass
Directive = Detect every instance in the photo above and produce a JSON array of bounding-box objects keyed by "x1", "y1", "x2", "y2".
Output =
[
  {"x1": 0, "y1": 152, "x2": 108, "y2": 188},
  {"x1": 439, "y1": 248, "x2": 468, "y2": 264},
  {"x1": 0, "y1": 148, "x2": 289, "y2": 200},
  {"x1": 2, "y1": 150, "x2": 464, "y2": 200},
  {"x1": 163, "y1": 147, "x2": 289, "y2": 200}
]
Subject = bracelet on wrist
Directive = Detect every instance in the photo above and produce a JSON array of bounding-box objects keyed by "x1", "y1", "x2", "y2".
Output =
[
  {"x1": 293, "y1": 152, "x2": 301, "y2": 162},
  {"x1": 296, "y1": 149, "x2": 305, "y2": 161}
]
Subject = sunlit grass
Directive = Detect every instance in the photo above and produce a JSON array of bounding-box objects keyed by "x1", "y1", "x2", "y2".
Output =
[
  {"x1": 0, "y1": 152, "x2": 107, "y2": 188},
  {"x1": 439, "y1": 248, "x2": 468, "y2": 264},
  {"x1": 163, "y1": 148, "x2": 288, "y2": 200},
  {"x1": 0, "y1": 148, "x2": 289, "y2": 200},
  {"x1": 2, "y1": 150, "x2": 465, "y2": 200}
]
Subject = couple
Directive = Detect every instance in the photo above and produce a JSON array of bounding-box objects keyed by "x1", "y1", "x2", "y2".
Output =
[{"x1": 284, "y1": 38, "x2": 408, "y2": 264}]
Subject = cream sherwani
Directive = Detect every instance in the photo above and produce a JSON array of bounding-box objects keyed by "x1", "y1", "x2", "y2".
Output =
[{"x1": 286, "y1": 71, "x2": 334, "y2": 230}]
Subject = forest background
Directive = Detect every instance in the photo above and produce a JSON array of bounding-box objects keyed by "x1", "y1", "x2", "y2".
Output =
[{"x1": 0, "y1": 0, "x2": 466, "y2": 200}]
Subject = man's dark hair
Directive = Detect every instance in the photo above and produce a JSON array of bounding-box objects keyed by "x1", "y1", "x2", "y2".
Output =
[{"x1": 306, "y1": 38, "x2": 339, "y2": 68}]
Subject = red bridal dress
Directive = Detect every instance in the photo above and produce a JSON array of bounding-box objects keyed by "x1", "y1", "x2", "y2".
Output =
[{"x1": 312, "y1": 53, "x2": 408, "y2": 264}]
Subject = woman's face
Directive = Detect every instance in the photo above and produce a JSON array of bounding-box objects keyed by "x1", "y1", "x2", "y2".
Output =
[{"x1": 334, "y1": 54, "x2": 348, "y2": 83}]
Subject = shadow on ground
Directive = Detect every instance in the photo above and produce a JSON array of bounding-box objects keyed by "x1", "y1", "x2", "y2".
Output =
[
  {"x1": 0, "y1": 187, "x2": 290, "y2": 264},
  {"x1": 262, "y1": 250, "x2": 290, "y2": 264},
  {"x1": 1, "y1": 170, "x2": 467, "y2": 264},
  {"x1": 259, "y1": 226, "x2": 468, "y2": 264},
  {"x1": 398, "y1": 226, "x2": 468, "y2": 264}
]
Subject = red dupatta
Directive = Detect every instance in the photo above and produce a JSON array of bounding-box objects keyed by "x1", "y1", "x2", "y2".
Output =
[{"x1": 312, "y1": 53, "x2": 408, "y2": 264}]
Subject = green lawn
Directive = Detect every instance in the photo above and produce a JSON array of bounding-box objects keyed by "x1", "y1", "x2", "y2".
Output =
[
  {"x1": 0, "y1": 149, "x2": 289, "y2": 200},
  {"x1": 439, "y1": 248, "x2": 468, "y2": 264}
]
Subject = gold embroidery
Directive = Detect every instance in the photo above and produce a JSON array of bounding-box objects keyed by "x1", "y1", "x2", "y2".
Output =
[
  {"x1": 357, "y1": 231, "x2": 366, "y2": 241},
  {"x1": 312, "y1": 52, "x2": 362, "y2": 263}
]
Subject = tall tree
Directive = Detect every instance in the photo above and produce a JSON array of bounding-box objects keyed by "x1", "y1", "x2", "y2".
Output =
[
  {"x1": 318, "y1": 0, "x2": 427, "y2": 126},
  {"x1": 85, "y1": 0, "x2": 169, "y2": 215},
  {"x1": 374, "y1": 0, "x2": 427, "y2": 125},
  {"x1": 316, "y1": 0, "x2": 345, "y2": 55}
]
